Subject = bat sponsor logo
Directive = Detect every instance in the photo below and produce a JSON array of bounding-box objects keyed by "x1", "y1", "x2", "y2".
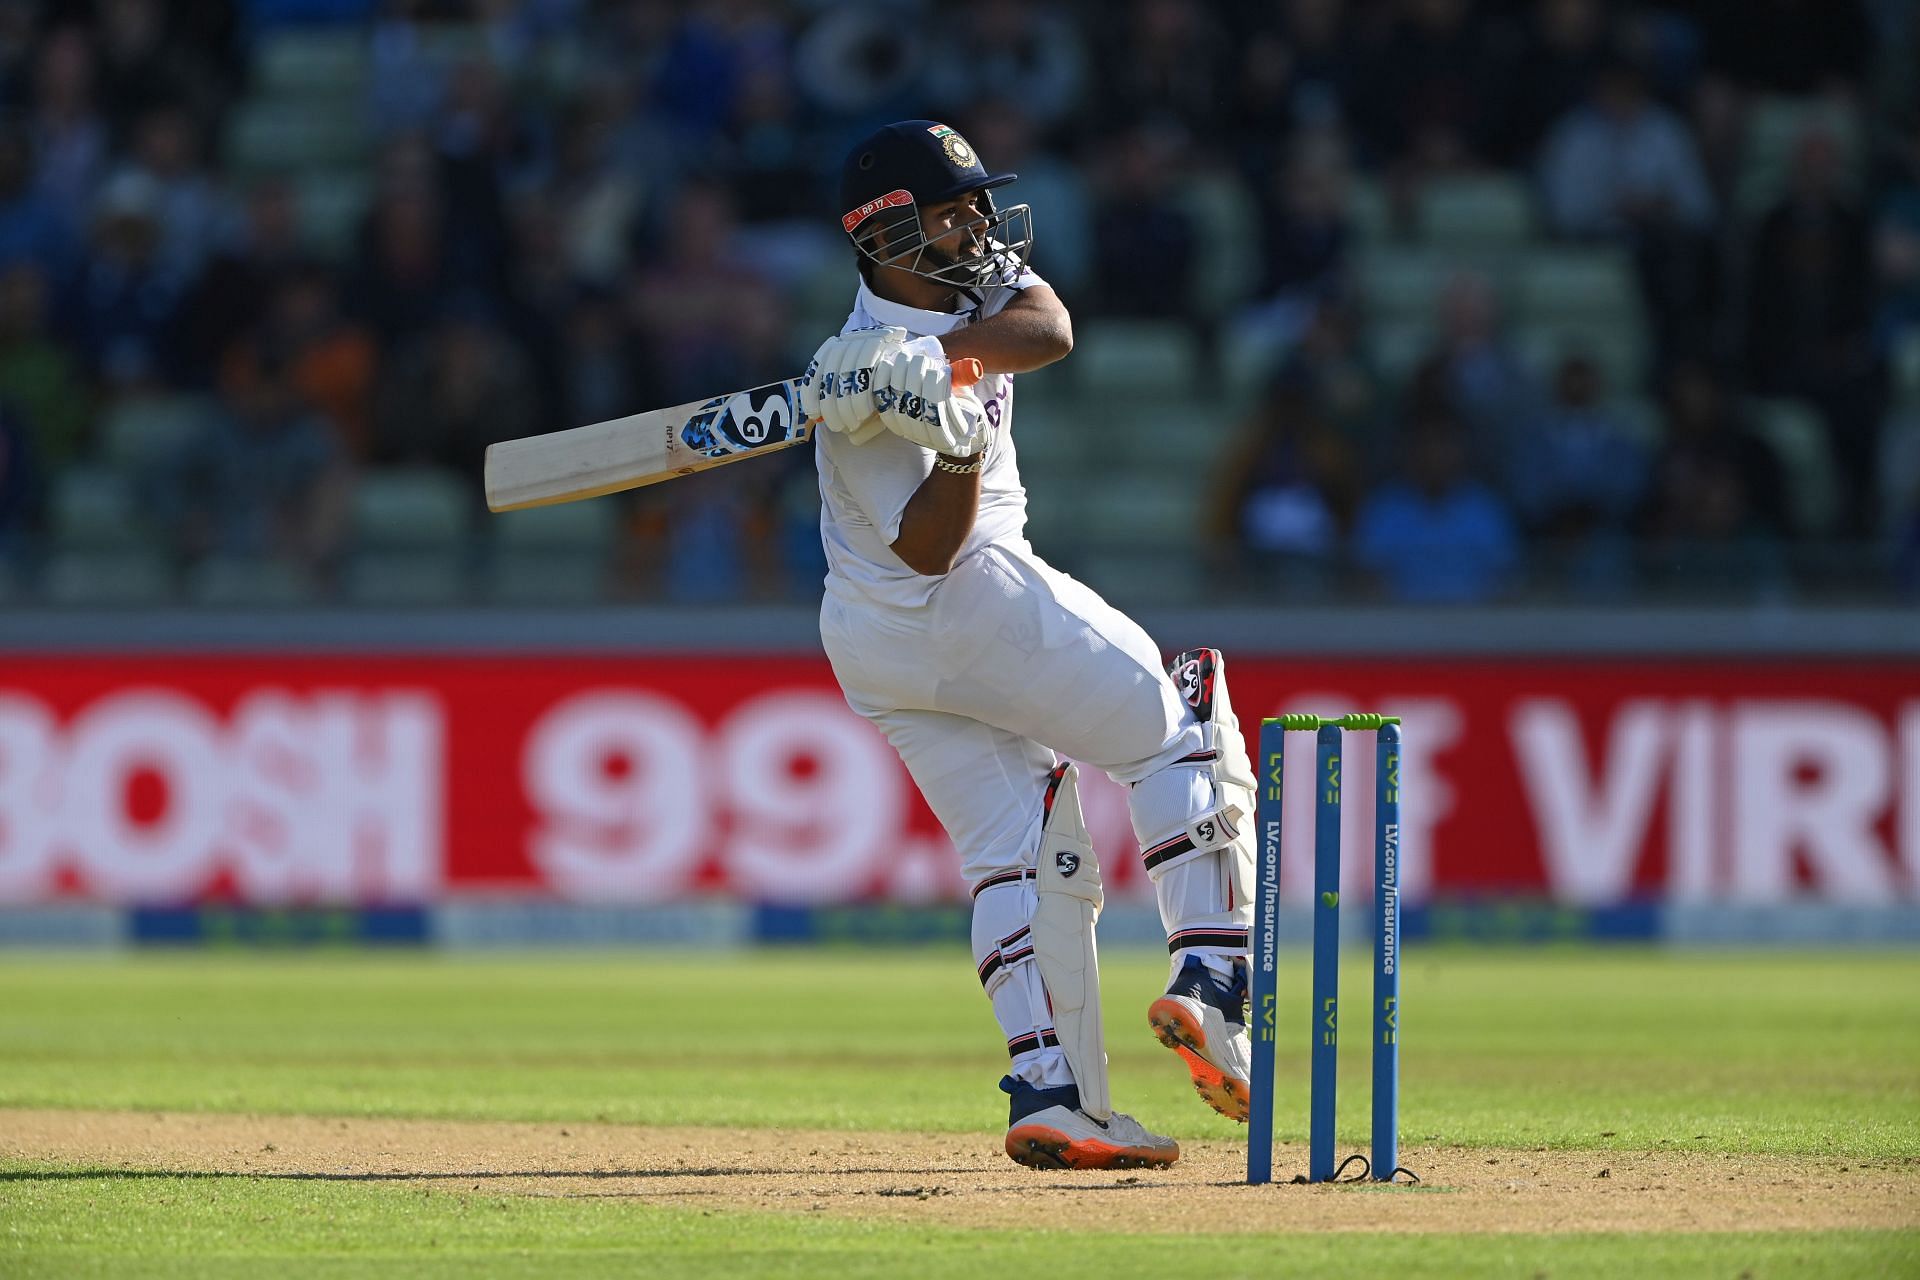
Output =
[{"x1": 679, "y1": 386, "x2": 798, "y2": 458}]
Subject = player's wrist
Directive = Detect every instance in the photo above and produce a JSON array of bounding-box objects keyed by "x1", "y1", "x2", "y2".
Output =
[{"x1": 933, "y1": 452, "x2": 985, "y2": 474}]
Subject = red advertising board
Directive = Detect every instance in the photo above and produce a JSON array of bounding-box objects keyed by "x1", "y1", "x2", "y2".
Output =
[{"x1": 0, "y1": 655, "x2": 1914, "y2": 906}]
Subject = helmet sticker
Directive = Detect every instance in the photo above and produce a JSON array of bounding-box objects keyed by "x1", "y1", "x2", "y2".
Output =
[{"x1": 842, "y1": 188, "x2": 915, "y2": 233}]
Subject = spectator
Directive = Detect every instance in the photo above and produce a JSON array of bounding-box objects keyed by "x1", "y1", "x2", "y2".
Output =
[
  {"x1": 716, "y1": 51, "x2": 816, "y2": 226},
  {"x1": 962, "y1": 98, "x2": 1091, "y2": 296},
  {"x1": 177, "y1": 179, "x2": 307, "y2": 387},
  {"x1": 1505, "y1": 353, "x2": 1648, "y2": 536},
  {"x1": 1088, "y1": 122, "x2": 1197, "y2": 318},
  {"x1": 0, "y1": 263, "x2": 90, "y2": 471},
  {"x1": 94, "y1": 0, "x2": 223, "y2": 143},
  {"x1": 1352, "y1": 0, "x2": 1499, "y2": 169},
  {"x1": 547, "y1": 86, "x2": 648, "y2": 287},
  {"x1": 1284, "y1": 299, "x2": 1384, "y2": 443},
  {"x1": 1353, "y1": 412, "x2": 1521, "y2": 603},
  {"x1": 789, "y1": 2, "x2": 926, "y2": 128},
  {"x1": 1091, "y1": 0, "x2": 1230, "y2": 135},
  {"x1": 926, "y1": 0, "x2": 1086, "y2": 134},
  {"x1": 559, "y1": 286, "x2": 635, "y2": 428},
  {"x1": 0, "y1": 1, "x2": 37, "y2": 114},
  {"x1": 1539, "y1": 56, "x2": 1715, "y2": 239},
  {"x1": 1216, "y1": 371, "x2": 1361, "y2": 572},
  {"x1": 347, "y1": 156, "x2": 453, "y2": 344},
  {"x1": 123, "y1": 106, "x2": 237, "y2": 280},
  {"x1": 1233, "y1": 0, "x2": 1362, "y2": 152},
  {"x1": 1491, "y1": 0, "x2": 1614, "y2": 164},
  {"x1": 1698, "y1": 0, "x2": 1871, "y2": 98},
  {"x1": 431, "y1": 59, "x2": 522, "y2": 287},
  {"x1": 0, "y1": 402, "x2": 36, "y2": 557},
  {"x1": 1744, "y1": 129, "x2": 1880, "y2": 525},
  {"x1": 224, "y1": 267, "x2": 378, "y2": 459},
  {"x1": 0, "y1": 117, "x2": 75, "y2": 275},
  {"x1": 158, "y1": 349, "x2": 348, "y2": 566},
  {"x1": 372, "y1": 302, "x2": 540, "y2": 483},
  {"x1": 1245, "y1": 129, "x2": 1354, "y2": 338},
  {"x1": 1415, "y1": 270, "x2": 1540, "y2": 472},
  {"x1": 369, "y1": 0, "x2": 455, "y2": 136},
  {"x1": 30, "y1": 28, "x2": 109, "y2": 221},
  {"x1": 628, "y1": 180, "x2": 785, "y2": 403},
  {"x1": 1639, "y1": 360, "x2": 1790, "y2": 580},
  {"x1": 66, "y1": 170, "x2": 193, "y2": 389},
  {"x1": 649, "y1": 0, "x2": 787, "y2": 152},
  {"x1": 1541, "y1": 54, "x2": 1719, "y2": 368}
]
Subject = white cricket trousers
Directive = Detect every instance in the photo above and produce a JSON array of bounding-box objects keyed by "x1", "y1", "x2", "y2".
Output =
[{"x1": 819, "y1": 538, "x2": 1205, "y2": 885}]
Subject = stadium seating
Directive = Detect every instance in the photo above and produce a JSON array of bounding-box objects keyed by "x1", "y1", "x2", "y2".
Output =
[
  {"x1": 1068, "y1": 320, "x2": 1202, "y2": 395},
  {"x1": 1747, "y1": 397, "x2": 1842, "y2": 538},
  {"x1": 296, "y1": 171, "x2": 374, "y2": 261},
  {"x1": 342, "y1": 468, "x2": 472, "y2": 606},
  {"x1": 1178, "y1": 169, "x2": 1262, "y2": 319},
  {"x1": 49, "y1": 468, "x2": 148, "y2": 552},
  {"x1": 485, "y1": 500, "x2": 617, "y2": 605},
  {"x1": 350, "y1": 469, "x2": 470, "y2": 548},
  {"x1": 254, "y1": 29, "x2": 371, "y2": 99},
  {"x1": 185, "y1": 554, "x2": 321, "y2": 607},
  {"x1": 1514, "y1": 250, "x2": 1641, "y2": 325},
  {"x1": 41, "y1": 550, "x2": 174, "y2": 606},
  {"x1": 1892, "y1": 330, "x2": 1920, "y2": 411},
  {"x1": 1735, "y1": 96, "x2": 1862, "y2": 220},
  {"x1": 97, "y1": 396, "x2": 216, "y2": 474},
  {"x1": 225, "y1": 100, "x2": 370, "y2": 175},
  {"x1": 1415, "y1": 176, "x2": 1537, "y2": 248}
]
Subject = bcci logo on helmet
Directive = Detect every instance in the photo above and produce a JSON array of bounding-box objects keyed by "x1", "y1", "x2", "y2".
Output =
[{"x1": 927, "y1": 122, "x2": 975, "y2": 168}]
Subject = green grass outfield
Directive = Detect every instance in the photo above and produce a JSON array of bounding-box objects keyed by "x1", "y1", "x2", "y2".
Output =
[{"x1": 2, "y1": 948, "x2": 1917, "y2": 1277}]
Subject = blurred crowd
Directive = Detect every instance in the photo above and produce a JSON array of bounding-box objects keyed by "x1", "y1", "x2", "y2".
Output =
[{"x1": 0, "y1": 0, "x2": 1914, "y2": 605}]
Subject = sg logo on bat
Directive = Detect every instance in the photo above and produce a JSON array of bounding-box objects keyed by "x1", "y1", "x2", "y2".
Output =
[{"x1": 681, "y1": 385, "x2": 803, "y2": 458}]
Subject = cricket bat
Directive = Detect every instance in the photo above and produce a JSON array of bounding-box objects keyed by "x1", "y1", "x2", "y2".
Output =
[{"x1": 483, "y1": 358, "x2": 984, "y2": 513}]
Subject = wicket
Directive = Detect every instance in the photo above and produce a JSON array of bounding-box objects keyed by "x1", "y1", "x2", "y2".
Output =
[{"x1": 1247, "y1": 713, "x2": 1412, "y2": 1185}]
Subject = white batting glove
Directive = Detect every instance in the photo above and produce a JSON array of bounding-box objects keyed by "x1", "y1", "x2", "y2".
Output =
[
  {"x1": 874, "y1": 342, "x2": 992, "y2": 458},
  {"x1": 798, "y1": 326, "x2": 907, "y2": 437}
]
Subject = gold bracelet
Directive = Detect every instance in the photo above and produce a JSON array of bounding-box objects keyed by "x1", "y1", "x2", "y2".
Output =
[{"x1": 933, "y1": 453, "x2": 985, "y2": 474}]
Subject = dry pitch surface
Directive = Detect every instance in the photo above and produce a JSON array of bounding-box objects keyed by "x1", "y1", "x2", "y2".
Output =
[{"x1": 7, "y1": 1108, "x2": 1915, "y2": 1237}]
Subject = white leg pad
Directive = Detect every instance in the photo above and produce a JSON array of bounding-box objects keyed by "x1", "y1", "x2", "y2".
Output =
[
  {"x1": 972, "y1": 876, "x2": 1075, "y2": 1088},
  {"x1": 1134, "y1": 649, "x2": 1258, "y2": 973},
  {"x1": 1031, "y1": 761, "x2": 1111, "y2": 1122}
]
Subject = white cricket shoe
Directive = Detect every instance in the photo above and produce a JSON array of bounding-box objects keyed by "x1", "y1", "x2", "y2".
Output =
[
  {"x1": 1005, "y1": 1105, "x2": 1181, "y2": 1170},
  {"x1": 1147, "y1": 959, "x2": 1252, "y2": 1122},
  {"x1": 999, "y1": 1077, "x2": 1180, "y2": 1170}
]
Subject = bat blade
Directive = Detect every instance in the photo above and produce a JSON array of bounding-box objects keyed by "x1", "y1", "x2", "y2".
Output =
[{"x1": 484, "y1": 377, "x2": 813, "y2": 512}]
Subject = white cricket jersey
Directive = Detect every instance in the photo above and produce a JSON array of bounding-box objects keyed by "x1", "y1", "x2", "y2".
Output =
[{"x1": 815, "y1": 264, "x2": 1042, "y2": 610}]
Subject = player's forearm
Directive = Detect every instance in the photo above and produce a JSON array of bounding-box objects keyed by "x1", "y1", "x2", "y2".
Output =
[
  {"x1": 940, "y1": 290, "x2": 1073, "y2": 374},
  {"x1": 890, "y1": 463, "x2": 983, "y2": 575}
]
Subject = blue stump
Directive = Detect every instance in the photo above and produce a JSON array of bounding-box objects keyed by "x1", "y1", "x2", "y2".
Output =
[{"x1": 1309, "y1": 723, "x2": 1341, "y2": 1183}]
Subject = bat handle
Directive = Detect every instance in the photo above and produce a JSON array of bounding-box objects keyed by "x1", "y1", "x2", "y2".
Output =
[{"x1": 950, "y1": 357, "x2": 984, "y2": 390}]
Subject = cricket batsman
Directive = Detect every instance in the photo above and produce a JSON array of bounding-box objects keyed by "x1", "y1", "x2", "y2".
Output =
[{"x1": 799, "y1": 120, "x2": 1257, "y2": 1170}]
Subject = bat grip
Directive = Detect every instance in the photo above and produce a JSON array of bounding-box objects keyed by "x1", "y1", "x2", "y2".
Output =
[{"x1": 950, "y1": 357, "x2": 984, "y2": 390}]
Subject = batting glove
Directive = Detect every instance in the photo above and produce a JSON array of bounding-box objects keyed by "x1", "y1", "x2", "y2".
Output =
[
  {"x1": 874, "y1": 342, "x2": 993, "y2": 458},
  {"x1": 799, "y1": 326, "x2": 908, "y2": 437}
]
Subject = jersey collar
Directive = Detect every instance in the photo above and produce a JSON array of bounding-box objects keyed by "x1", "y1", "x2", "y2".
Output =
[{"x1": 857, "y1": 278, "x2": 974, "y2": 335}]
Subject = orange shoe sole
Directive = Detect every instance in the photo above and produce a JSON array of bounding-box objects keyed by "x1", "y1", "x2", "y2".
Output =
[
  {"x1": 1148, "y1": 997, "x2": 1251, "y2": 1122},
  {"x1": 1005, "y1": 1124, "x2": 1180, "y2": 1170}
]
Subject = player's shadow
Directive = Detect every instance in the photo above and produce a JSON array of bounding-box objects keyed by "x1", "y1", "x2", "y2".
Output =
[{"x1": 0, "y1": 1166, "x2": 969, "y2": 1182}]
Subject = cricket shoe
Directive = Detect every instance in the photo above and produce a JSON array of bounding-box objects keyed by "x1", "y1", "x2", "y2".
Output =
[
  {"x1": 1147, "y1": 957, "x2": 1252, "y2": 1122},
  {"x1": 1000, "y1": 1077, "x2": 1180, "y2": 1170}
]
